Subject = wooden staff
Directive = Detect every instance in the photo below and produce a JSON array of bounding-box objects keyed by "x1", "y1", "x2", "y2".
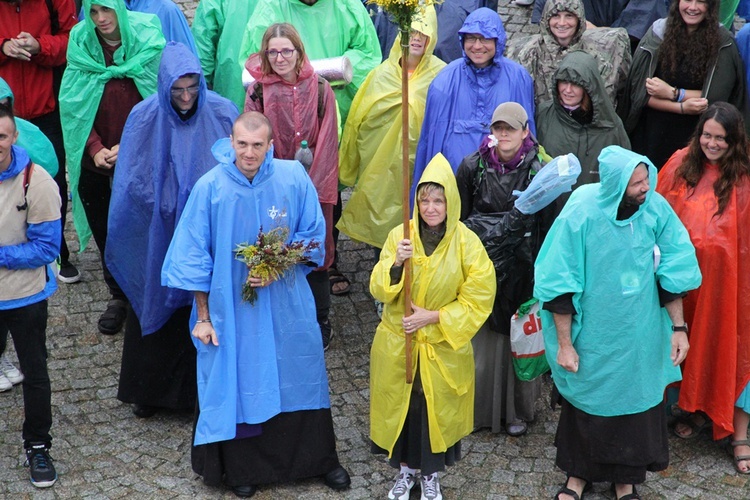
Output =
[{"x1": 400, "y1": 29, "x2": 414, "y2": 384}]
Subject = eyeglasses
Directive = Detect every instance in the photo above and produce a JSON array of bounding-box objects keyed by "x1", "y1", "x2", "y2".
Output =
[
  {"x1": 463, "y1": 35, "x2": 494, "y2": 46},
  {"x1": 265, "y1": 48, "x2": 296, "y2": 60},
  {"x1": 170, "y1": 85, "x2": 199, "y2": 96}
]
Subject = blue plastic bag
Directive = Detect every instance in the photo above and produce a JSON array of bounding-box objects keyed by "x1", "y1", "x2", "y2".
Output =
[{"x1": 513, "y1": 153, "x2": 581, "y2": 214}]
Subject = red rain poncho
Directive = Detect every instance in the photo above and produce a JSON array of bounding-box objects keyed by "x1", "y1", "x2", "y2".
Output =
[{"x1": 657, "y1": 147, "x2": 750, "y2": 440}]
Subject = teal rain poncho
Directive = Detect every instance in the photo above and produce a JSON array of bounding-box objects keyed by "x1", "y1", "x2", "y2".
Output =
[
  {"x1": 534, "y1": 146, "x2": 701, "y2": 416},
  {"x1": 60, "y1": 0, "x2": 165, "y2": 250},
  {"x1": 0, "y1": 78, "x2": 58, "y2": 177}
]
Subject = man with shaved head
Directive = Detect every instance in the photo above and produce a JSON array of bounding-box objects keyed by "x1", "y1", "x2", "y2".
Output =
[{"x1": 162, "y1": 111, "x2": 350, "y2": 497}]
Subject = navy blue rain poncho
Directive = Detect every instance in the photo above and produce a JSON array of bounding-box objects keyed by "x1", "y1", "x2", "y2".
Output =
[
  {"x1": 79, "y1": 0, "x2": 198, "y2": 55},
  {"x1": 105, "y1": 41, "x2": 238, "y2": 336},
  {"x1": 411, "y1": 7, "x2": 536, "y2": 204}
]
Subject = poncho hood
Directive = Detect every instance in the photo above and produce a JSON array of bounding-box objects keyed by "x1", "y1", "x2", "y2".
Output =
[
  {"x1": 245, "y1": 52, "x2": 316, "y2": 85},
  {"x1": 0, "y1": 77, "x2": 13, "y2": 107},
  {"x1": 553, "y1": 50, "x2": 619, "y2": 128},
  {"x1": 597, "y1": 145, "x2": 657, "y2": 223},
  {"x1": 541, "y1": 0, "x2": 586, "y2": 49},
  {"x1": 212, "y1": 137, "x2": 276, "y2": 187},
  {"x1": 458, "y1": 7, "x2": 506, "y2": 67},
  {"x1": 0, "y1": 78, "x2": 58, "y2": 177},
  {"x1": 157, "y1": 41, "x2": 207, "y2": 121},
  {"x1": 387, "y1": 5, "x2": 439, "y2": 67},
  {"x1": 414, "y1": 153, "x2": 460, "y2": 245}
]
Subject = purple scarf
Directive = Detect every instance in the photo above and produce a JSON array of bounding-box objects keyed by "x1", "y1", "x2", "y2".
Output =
[{"x1": 479, "y1": 134, "x2": 535, "y2": 173}]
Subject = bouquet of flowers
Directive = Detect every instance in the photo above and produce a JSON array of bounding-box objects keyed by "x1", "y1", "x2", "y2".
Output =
[
  {"x1": 368, "y1": 0, "x2": 440, "y2": 34},
  {"x1": 235, "y1": 224, "x2": 320, "y2": 305}
]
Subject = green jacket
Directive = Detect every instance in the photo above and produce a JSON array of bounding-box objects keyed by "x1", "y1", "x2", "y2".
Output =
[
  {"x1": 617, "y1": 19, "x2": 749, "y2": 135},
  {"x1": 191, "y1": 0, "x2": 258, "y2": 109},
  {"x1": 536, "y1": 50, "x2": 630, "y2": 193}
]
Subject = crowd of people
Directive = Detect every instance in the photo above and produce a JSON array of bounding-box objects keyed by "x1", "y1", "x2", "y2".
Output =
[{"x1": 1, "y1": 0, "x2": 749, "y2": 499}]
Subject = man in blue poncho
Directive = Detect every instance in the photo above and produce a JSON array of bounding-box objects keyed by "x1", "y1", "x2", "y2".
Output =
[
  {"x1": 534, "y1": 146, "x2": 701, "y2": 500},
  {"x1": 162, "y1": 111, "x2": 350, "y2": 497},
  {"x1": 105, "y1": 42, "x2": 238, "y2": 419},
  {"x1": 411, "y1": 7, "x2": 536, "y2": 203}
]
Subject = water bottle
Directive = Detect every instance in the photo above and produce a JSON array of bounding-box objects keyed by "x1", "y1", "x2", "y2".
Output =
[{"x1": 294, "y1": 140, "x2": 313, "y2": 173}]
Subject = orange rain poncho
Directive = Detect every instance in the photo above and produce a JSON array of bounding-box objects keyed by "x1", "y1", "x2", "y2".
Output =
[{"x1": 657, "y1": 147, "x2": 750, "y2": 440}]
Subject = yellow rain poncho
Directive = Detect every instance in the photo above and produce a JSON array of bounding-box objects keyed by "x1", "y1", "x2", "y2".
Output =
[
  {"x1": 338, "y1": 9, "x2": 446, "y2": 249},
  {"x1": 369, "y1": 154, "x2": 496, "y2": 455}
]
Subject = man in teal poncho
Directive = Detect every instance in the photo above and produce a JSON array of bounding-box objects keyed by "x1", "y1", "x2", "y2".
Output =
[
  {"x1": 162, "y1": 112, "x2": 350, "y2": 497},
  {"x1": 534, "y1": 146, "x2": 701, "y2": 500}
]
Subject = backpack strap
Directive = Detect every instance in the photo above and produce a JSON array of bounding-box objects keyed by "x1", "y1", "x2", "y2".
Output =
[
  {"x1": 45, "y1": 0, "x2": 60, "y2": 36},
  {"x1": 16, "y1": 161, "x2": 34, "y2": 212}
]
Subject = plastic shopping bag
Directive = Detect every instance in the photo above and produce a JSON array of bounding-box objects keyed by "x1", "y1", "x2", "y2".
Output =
[{"x1": 510, "y1": 298, "x2": 550, "y2": 381}]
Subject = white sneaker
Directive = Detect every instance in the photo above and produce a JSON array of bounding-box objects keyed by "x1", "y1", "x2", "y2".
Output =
[
  {"x1": 0, "y1": 372, "x2": 12, "y2": 392},
  {"x1": 388, "y1": 471, "x2": 416, "y2": 500},
  {"x1": 420, "y1": 472, "x2": 442, "y2": 500},
  {"x1": 0, "y1": 353, "x2": 23, "y2": 385}
]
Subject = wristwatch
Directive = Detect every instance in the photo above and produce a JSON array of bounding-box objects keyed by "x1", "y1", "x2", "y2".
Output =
[{"x1": 671, "y1": 323, "x2": 688, "y2": 333}]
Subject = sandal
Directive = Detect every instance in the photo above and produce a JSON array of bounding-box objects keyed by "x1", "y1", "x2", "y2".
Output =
[
  {"x1": 328, "y1": 268, "x2": 351, "y2": 296},
  {"x1": 672, "y1": 411, "x2": 711, "y2": 439},
  {"x1": 98, "y1": 299, "x2": 128, "y2": 335},
  {"x1": 727, "y1": 439, "x2": 750, "y2": 474},
  {"x1": 616, "y1": 485, "x2": 641, "y2": 500},
  {"x1": 553, "y1": 476, "x2": 589, "y2": 500}
]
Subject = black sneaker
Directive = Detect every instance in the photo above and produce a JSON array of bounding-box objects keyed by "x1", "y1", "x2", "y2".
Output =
[
  {"x1": 320, "y1": 319, "x2": 333, "y2": 351},
  {"x1": 57, "y1": 261, "x2": 81, "y2": 284},
  {"x1": 25, "y1": 443, "x2": 57, "y2": 488}
]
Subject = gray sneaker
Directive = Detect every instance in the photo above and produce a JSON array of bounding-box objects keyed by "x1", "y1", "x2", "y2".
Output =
[
  {"x1": 388, "y1": 471, "x2": 416, "y2": 500},
  {"x1": 420, "y1": 472, "x2": 442, "y2": 500}
]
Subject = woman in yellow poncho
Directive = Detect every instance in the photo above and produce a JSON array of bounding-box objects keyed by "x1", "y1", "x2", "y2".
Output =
[
  {"x1": 337, "y1": 8, "x2": 445, "y2": 252},
  {"x1": 370, "y1": 153, "x2": 495, "y2": 500}
]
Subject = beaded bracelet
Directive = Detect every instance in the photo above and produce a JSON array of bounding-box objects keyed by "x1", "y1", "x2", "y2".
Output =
[{"x1": 196, "y1": 319, "x2": 212, "y2": 323}]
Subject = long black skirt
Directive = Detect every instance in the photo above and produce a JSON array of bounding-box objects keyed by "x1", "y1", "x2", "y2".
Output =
[
  {"x1": 555, "y1": 397, "x2": 669, "y2": 484},
  {"x1": 192, "y1": 408, "x2": 342, "y2": 488},
  {"x1": 117, "y1": 305, "x2": 196, "y2": 410},
  {"x1": 372, "y1": 371, "x2": 461, "y2": 476}
]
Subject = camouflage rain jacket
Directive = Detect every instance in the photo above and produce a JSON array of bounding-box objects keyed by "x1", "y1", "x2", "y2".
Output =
[{"x1": 507, "y1": 0, "x2": 631, "y2": 106}]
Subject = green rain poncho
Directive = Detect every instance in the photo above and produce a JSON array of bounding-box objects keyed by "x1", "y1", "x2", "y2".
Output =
[
  {"x1": 0, "y1": 78, "x2": 58, "y2": 177},
  {"x1": 60, "y1": 0, "x2": 164, "y2": 250},
  {"x1": 238, "y1": 0, "x2": 381, "y2": 125},
  {"x1": 191, "y1": 0, "x2": 258, "y2": 109},
  {"x1": 337, "y1": 9, "x2": 445, "y2": 248},
  {"x1": 534, "y1": 146, "x2": 701, "y2": 417}
]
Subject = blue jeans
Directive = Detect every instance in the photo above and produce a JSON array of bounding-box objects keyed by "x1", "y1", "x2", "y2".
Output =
[{"x1": 0, "y1": 300, "x2": 53, "y2": 447}]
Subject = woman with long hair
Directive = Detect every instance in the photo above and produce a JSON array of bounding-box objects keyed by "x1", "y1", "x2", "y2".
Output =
[
  {"x1": 657, "y1": 102, "x2": 750, "y2": 474},
  {"x1": 618, "y1": 0, "x2": 748, "y2": 169},
  {"x1": 244, "y1": 22, "x2": 339, "y2": 349}
]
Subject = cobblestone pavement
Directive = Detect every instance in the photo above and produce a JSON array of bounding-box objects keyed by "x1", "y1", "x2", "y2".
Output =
[{"x1": 1, "y1": 1, "x2": 749, "y2": 499}]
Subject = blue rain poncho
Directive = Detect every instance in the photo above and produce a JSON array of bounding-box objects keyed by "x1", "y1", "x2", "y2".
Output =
[
  {"x1": 411, "y1": 7, "x2": 536, "y2": 203},
  {"x1": 106, "y1": 42, "x2": 238, "y2": 336},
  {"x1": 534, "y1": 146, "x2": 701, "y2": 417},
  {"x1": 0, "y1": 78, "x2": 58, "y2": 177},
  {"x1": 161, "y1": 138, "x2": 330, "y2": 446}
]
